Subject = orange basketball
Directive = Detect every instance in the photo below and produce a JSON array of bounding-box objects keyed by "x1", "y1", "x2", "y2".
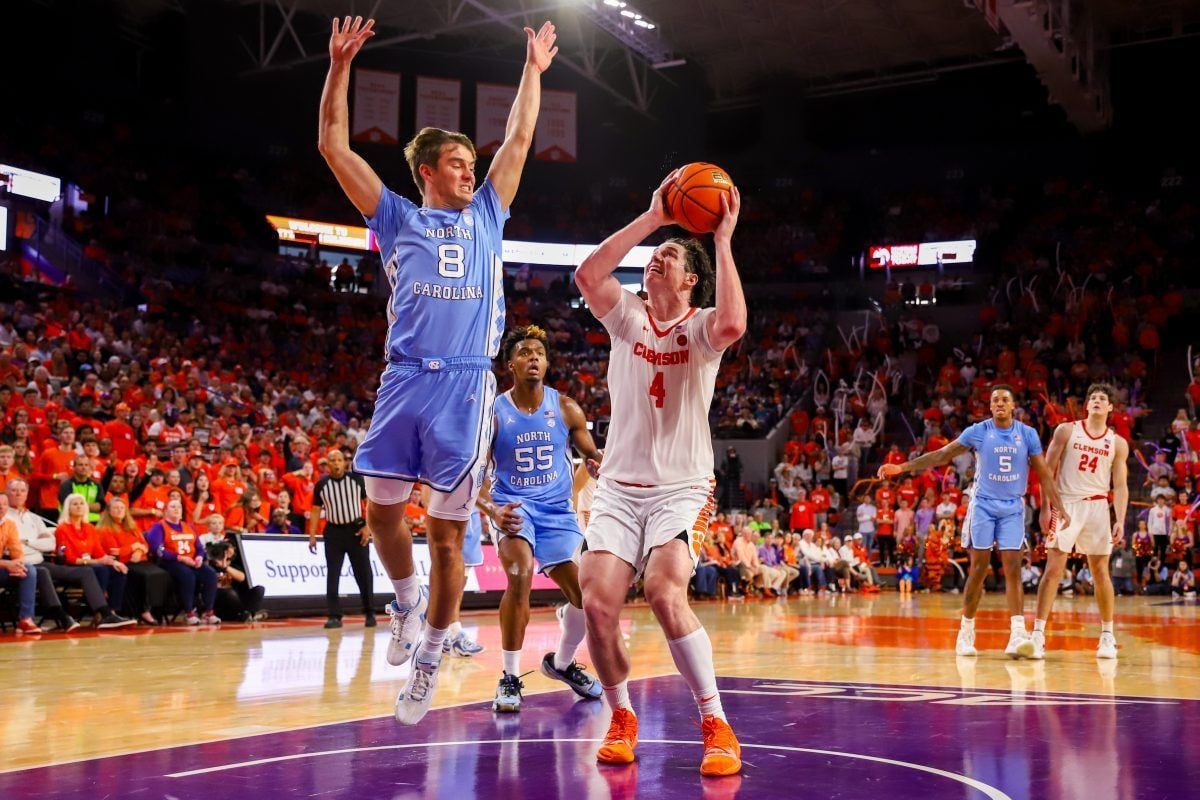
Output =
[{"x1": 664, "y1": 162, "x2": 734, "y2": 234}]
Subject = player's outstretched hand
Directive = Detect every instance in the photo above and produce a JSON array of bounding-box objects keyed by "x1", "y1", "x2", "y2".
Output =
[
  {"x1": 713, "y1": 186, "x2": 741, "y2": 243},
  {"x1": 876, "y1": 463, "x2": 903, "y2": 480},
  {"x1": 647, "y1": 168, "x2": 680, "y2": 227},
  {"x1": 524, "y1": 21, "x2": 558, "y2": 73},
  {"x1": 1111, "y1": 521, "x2": 1125, "y2": 548},
  {"x1": 330, "y1": 16, "x2": 375, "y2": 64},
  {"x1": 493, "y1": 501, "x2": 524, "y2": 534}
]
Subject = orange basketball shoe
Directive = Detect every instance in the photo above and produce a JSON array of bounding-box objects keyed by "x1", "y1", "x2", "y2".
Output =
[
  {"x1": 699, "y1": 715, "x2": 742, "y2": 776},
  {"x1": 596, "y1": 708, "x2": 639, "y2": 764}
]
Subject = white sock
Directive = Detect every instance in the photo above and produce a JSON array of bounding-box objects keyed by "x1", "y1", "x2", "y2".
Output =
[
  {"x1": 602, "y1": 680, "x2": 633, "y2": 712},
  {"x1": 667, "y1": 628, "x2": 725, "y2": 721},
  {"x1": 1034, "y1": 619, "x2": 1047, "y2": 633},
  {"x1": 961, "y1": 615, "x2": 975, "y2": 630},
  {"x1": 1101, "y1": 621, "x2": 1114, "y2": 635},
  {"x1": 502, "y1": 649, "x2": 521, "y2": 676},
  {"x1": 1010, "y1": 615, "x2": 1027, "y2": 632},
  {"x1": 447, "y1": 620, "x2": 463, "y2": 639},
  {"x1": 416, "y1": 625, "x2": 448, "y2": 666},
  {"x1": 392, "y1": 575, "x2": 419, "y2": 608},
  {"x1": 553, "y1": 603, "x2": 588, "y2": 671}
]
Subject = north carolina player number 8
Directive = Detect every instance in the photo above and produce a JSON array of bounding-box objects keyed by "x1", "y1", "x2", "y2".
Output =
[{"x1": 437, "y1": 244, "x2": 465, "y2": 278}]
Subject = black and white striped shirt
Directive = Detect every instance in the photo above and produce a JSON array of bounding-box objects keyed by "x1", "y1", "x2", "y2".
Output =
[{"x1": 313, "y1": 473, "x2": 367, "y2": 526}]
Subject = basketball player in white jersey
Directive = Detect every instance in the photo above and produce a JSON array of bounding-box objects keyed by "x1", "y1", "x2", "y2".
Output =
[
  {"x1": 574, "y1": 169, "x2": 746, "y2": 777},
  {"x1": 1034, "y1": 383, "x2": 1129, "y2": 659}
]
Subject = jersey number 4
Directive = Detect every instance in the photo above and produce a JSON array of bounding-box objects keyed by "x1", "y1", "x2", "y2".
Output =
[
  {"x1": 649, "y1": 371, "x2": 666, "y2": 409},
  {"x1": 1077, "y1": 453, "x2": 1100, "y2": 473}
]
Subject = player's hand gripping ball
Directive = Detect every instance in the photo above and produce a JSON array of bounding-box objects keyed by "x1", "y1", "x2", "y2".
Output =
[{"x1": 664, "y1": 162, "x2": 735, "y2": 234}]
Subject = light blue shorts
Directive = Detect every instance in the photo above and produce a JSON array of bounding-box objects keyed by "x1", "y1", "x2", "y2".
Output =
[{"x1": 962, "y1": 495, "x2": 1026, "y2": 551}]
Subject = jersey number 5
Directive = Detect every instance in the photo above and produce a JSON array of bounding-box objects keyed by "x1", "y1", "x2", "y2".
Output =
[
  {"x1": 997, "y1": 455, "x2": 1012, "y2": 472},
  {"x1": 649, "y1": 372, "x2": 666, "y2": 409},
  {"x1": 438, "y1": 244, "x2": 465, "y2": 278}
]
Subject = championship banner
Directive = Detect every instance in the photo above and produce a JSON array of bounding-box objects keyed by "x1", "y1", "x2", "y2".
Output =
[
  {"x1": 351, "y1": 68, "x2": 401, "y2": 145},
  {"x1": 415, "y1": 76, "x2": 462, "y2": 133},
  {"x1": 475, "y1": 83, "x2": 517, "y2": 156},
  {"x1": 534, "y1": 89, "x2": 577, "y2": 162}
]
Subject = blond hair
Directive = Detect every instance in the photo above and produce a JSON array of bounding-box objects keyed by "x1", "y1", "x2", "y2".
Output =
[{"x1": 404, "y1": 127, "x2": 476, "y2": 195}]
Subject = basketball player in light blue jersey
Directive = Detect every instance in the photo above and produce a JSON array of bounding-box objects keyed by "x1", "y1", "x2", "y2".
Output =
[
  {"x1": 477, "y1": 325, "x2": 603, "y2": 712},
  {"x1": 318, "y1": 15, "x2": 558, "y2": 725},
  {"x1": 879, "y1": 385, "x2": 1069, "y2": 659}
]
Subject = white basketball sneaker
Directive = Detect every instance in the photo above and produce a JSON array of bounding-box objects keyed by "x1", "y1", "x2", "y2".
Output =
[
  {"x1": 1005, "y1": 628, "x2": 1035, "y2": 659},
  {"x1": 1029, "y1": 630, "x2": 1046, "y2": 660},
  {"x1": 1096, "y1": 632, "x2": 1118, "y2": 659},
  {"x1": 955, "y1": 626, "x2": 978, "y2": 657},
  {"x1": 386, "y1": 585, "x2": 429, "y2": 667},
  {"x1": 395, "y1": 658, "x2": 440, "y2": 725}
]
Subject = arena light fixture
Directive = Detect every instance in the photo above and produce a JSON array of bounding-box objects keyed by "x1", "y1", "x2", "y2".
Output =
[{"x1": 581, "y1": 0, "x2": 670, "y2": 65}]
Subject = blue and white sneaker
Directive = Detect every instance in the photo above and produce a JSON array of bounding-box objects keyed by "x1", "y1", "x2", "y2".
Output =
[
  {"x1": 386, "y1": 585, "x2": 429, "y2": 667},
  {"x1": 443, "y1": 631, "x2": 486, "y2": 658},
  {"x1": 492, "y1": 672, "x2": 524, "y2": 713},
  {"x1": 540, "y1": 652, "x2": 603, "y2": 700},
  {"x1": 395, "y1": 657, "x2": 440, "y2": 725}
]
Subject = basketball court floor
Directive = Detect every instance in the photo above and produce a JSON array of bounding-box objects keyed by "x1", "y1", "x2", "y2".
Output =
[{"x1": 3, "y1": 593, "x2": 1197, "y2": 798}]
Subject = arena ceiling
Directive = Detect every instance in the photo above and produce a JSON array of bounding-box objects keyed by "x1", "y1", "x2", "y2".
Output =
[{"x1": 116, "y1": 0, "x2": 1200, "y2": 114}]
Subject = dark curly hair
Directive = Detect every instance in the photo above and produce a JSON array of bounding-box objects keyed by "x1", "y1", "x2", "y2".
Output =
[
  {"x1": 501, "y1": 324, "x2": 551, "y2": 362},
  {"x1": 666, "y1": 237, "x2": 715, "y2": 308}
]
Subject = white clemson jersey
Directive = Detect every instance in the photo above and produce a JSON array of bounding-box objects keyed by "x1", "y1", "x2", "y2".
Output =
[
  {"x1": 1058, "y1": 421, "x2": 1118, "y2": 501},
  {"x1": 596, "y1": 289, "x2": 725, "y2": 486}
]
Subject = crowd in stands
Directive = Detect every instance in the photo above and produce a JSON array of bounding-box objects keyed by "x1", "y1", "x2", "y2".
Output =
[{"x1": 3, "y1": 114, "x2": 1198, "y2": 629}]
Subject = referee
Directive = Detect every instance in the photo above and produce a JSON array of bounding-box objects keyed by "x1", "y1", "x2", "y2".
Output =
[{"x1": 308, "y1": 450, "x2": 376, "y2": 629}]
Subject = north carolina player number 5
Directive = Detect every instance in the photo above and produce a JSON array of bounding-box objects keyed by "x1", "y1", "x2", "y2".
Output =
[
  {"x1": 649, "y1": 371, "x2": 666, "y2": 409},
  {"x1": 437, "y1": 243, "x2": 465, "y2": 278}
]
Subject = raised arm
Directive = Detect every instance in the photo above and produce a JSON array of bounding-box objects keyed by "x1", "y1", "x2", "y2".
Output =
[
  {"x1": 318, "y1": 16, "x2": 384, "y2": 217},
  {"x1": 1111, "y1": 436, "x2": 1129, "y2": 546},
  {"x1": 877, "y1": 441, "x2": 969, "y2": 480},
  {"x1": 575, "y1": 169, "x2": 677, "y2": 317},
  {"x1": 705, "y1": 187, "x2": 747, "y2": 351},
  {"x1": 486, "y1": 22, "x2": 557, "y2": 210}
]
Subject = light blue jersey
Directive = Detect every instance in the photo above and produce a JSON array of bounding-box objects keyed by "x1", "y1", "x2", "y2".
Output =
[
  {"x1": 365, "y1": 180, "x2": 508, "y2": 360},
  {"x1": 491, "y1": 387, "x2": 573, "y2": 508},
  {"x1": 956, "y1": 419, "x2": 1043, "y2": 501},
  {"x1": 956, "y1": 418, "x2": 1043, "y2": 550},
  {"x1": 489, "y1": 387, "x2": 583, "y2": 573}
]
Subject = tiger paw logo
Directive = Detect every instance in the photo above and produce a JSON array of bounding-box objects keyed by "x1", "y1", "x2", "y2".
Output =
[{"x1": 677, "y1": 334, "x2": 688, "y2": 346}]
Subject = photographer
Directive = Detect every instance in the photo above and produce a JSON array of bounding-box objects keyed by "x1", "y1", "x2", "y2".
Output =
[{"x1": 206, "y1": 540, "x2": 267, "y2": 622}]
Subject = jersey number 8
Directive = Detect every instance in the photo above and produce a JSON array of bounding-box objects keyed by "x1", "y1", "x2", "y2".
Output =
[{"x1": 438, "y1": 244, "x2": 466, "y2": 278}]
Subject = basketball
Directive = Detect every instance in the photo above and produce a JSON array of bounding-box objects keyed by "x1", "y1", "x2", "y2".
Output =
[{"x1": 665, "y1": 162, "x2": 735, "y2": 234}]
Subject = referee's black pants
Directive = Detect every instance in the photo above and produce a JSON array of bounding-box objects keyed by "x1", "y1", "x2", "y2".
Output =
[{"x1": 324, "y1": 523, "x2": 373, "y2": 618}]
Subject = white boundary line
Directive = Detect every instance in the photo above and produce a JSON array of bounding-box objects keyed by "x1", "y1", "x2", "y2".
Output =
[
  {"x1": 164, "y1": 737, "x2": 1014, "y2": 800},
  {"x1": 0, "y1": 670, "x2": 678, "y2": 775}
]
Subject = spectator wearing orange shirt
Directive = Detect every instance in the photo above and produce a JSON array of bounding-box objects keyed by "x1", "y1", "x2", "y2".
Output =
[
  {"x1": 0, "y1": 492, "x2": 42, "y2": 634},
  {"x1": 56, "y1": 493, "x2": 134, "y2": 628},
  {"x1": 281, "y1": 461, "x2": 316, "y2": 529},
  {"x1": 0, "y1": 445, "x2": 25, "y2": 493},
  {"x1": 98, "y1": 496, "x2": 170, "y2": 625},
  {"x1": 35, "y1": 425, "x2": 78, "y2": 516},
  {"x1": 211, "y1": 460, "x2": 248, "y2": 511},
  {"x1": 226, "y1": 490, "x2": 271, "y2": 533},
  {"x1": 104, "y1": 403, "x2": 138, "y2": 461},
  {"x1": 131, "y1": 469, "x2": 171, "y2": 531},
  {"x1": 188, "y1": 472, "x2": 223, "y2": 525},
  {"x1": 145, "y1": 498, "x2": 220, "y2": 626}
]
